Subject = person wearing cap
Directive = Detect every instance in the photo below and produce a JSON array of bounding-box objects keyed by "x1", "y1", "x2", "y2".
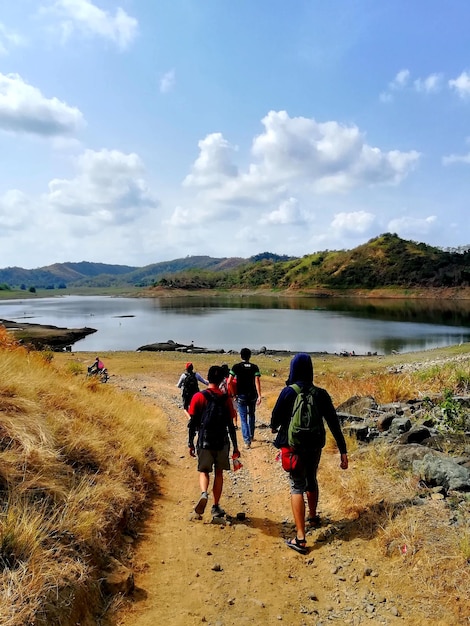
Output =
[{"x1": 177, "y1": 362, "x2": 208, "y2": 418}]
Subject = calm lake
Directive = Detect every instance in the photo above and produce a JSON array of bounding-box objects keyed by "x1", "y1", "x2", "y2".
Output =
[{"x1": 1, "y1": 294, "x2": 470, "y2": 355}]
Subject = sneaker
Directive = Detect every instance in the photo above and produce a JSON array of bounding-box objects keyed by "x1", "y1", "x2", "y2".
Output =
[
  {"x1": 194, "y1": 491, "x2": 208, "y2": 515},
  {"x1": 211, "y1": 504, "x2": 226, "y2": 517},
  {"x1": 244, "y1": 442, "x2": 251, "y2": 449}
]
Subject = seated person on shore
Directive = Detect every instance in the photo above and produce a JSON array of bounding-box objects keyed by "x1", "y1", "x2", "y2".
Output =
[{"x1": 88, "y1": 356, "x2": 105, "y2": 374}]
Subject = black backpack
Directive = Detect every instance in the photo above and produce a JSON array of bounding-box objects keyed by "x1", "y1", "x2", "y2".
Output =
[
  {"x1": 182, "y1": 372, "x2": 199, "y2": 404},
  {"x1": 198, "y1": 390, "x2": 230, "y2": 451}
]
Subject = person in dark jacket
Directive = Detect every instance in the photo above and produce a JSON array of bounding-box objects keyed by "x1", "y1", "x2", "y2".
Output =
[{"x1": 270, "y1": 353, "x2": 348, "y2": 554}]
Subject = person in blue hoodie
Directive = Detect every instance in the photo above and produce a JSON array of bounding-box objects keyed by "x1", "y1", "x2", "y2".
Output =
[{"x1": 270, "y1": 353, "x2": 348, "y2": 554}]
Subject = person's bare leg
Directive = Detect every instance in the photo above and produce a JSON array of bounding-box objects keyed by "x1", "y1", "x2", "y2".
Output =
[
  {"x1": 194, "y1": 472, "x2": 210, "y2": 514},
  {"x1": 213, "y1": 468, "x2": 223, "y2": 505},
  {"x1": 307, "y1": 489, "x2": 318, "y2": 519},
  {"x1": 199, "y1": 472, "x2": 210, "y2": 494},
  {"x1": 291, "y1": 493, "x2": 306, "y2": 541}
]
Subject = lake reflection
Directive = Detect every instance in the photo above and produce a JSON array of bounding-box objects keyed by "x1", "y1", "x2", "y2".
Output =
[{"x1": 1, "y1": 295, "x2": 469, "y2": 354}]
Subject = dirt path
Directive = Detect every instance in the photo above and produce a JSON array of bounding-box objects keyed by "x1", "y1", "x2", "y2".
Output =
[{"x1": 110, "y1": 371, "x2": 459, "y2": 626}]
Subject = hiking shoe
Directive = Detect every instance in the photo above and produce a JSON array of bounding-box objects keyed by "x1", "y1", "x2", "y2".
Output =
[
  {"x1": 194, "y1": 491, "x2": 208, "y2": 515},
  {"x1": 211, "y1": 504, "x2": 226, "y2": 517}
]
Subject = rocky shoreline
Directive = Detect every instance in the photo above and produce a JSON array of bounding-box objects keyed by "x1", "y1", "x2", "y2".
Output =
[
  {"x1": 0, "y1": 319, "x2": 96, "y2": 350},
  {"x1": 135, "y1": 339, "x2": 380, "y2": 357}
]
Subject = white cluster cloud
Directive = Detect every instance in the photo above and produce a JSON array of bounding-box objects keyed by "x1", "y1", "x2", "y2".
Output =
[
  {"x1": 184, "y1": 133, "x2": 239, "y2": 188},
  {"x1": 259, "y1": 197, "x2": 307, "y2": 226},
  {"x1": 165, "y1": 111, "x2": 421, "y2": 254},
  {"x1": 448, "y1": 71, "x2": 470, "y2": 99},
  {"x1": 391, "y1": 69, "x2": 410, "y2": 90},
  {"x1": 183, "y1": 111, "x2": 420, "y2": 204},
  {"x1": 381, "y1": 69, "x2": 444, "y2": 101},
  {"x1": 414, "y1": 73, "x2": 442, "y2": 93},
  {"x1": 0, "y1": 72, "x2": 84, "y2": 136},
  {"x1": 45, "y1": 148, "x2": 158, "y2": 226},
  {"x1": 43, "y1": 0, "x2": 138, "y2": 49},
  {"x1": 0, "y1": 190, "x2": 32, "y2": 231},
  {"x1": 382, "y1": 68, "x2": 470, "y2": 101},
  {"x1": 0, "y1": 22, "x2": 26, "y2": 55},
  {"x1": 0, "y1": 148, "x2": 158, "y2": 248},
  {"x1": 387, "y1": 215, "x2": 438, "y2": 238},
  {"x1": 160, "y1": 69, "x2": 176, "y2": 94},
  {"x1": 331, "y1": 210, "x2": 376, "y2": 234},
  {"x1": 443, "y1": 152, "x2": 470, "y2": 165}
]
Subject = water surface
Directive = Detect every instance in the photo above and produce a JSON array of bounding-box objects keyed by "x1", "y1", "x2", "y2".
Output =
[{"x1": 1, "y1": 295, "x2": 469, "y2": 354}]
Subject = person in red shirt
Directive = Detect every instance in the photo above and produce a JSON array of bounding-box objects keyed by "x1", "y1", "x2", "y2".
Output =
[{"x1": 188, "y1": 365, "x2": 240, "y2": 518}]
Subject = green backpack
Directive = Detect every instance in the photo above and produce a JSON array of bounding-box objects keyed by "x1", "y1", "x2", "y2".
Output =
[{"x1": 287, "y1": 384, "x2": 323, "y2": 450}]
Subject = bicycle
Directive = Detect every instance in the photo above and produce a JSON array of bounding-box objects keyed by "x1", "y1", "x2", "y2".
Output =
[{"x1": 87, "y1": 366, "x2": 109, "y2": 383}]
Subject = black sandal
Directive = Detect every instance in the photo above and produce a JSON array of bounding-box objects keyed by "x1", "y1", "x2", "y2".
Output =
[{"x1": 286, "y1": 537, "x2": 307, "y2": 554}]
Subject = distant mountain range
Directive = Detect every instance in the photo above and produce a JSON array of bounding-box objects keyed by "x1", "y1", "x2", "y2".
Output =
[
  {"x1": 0, "y1": 255, "x2": 263, "y2": 289},
  {"x1": 0, "y1": 235, "x2": 469, "y2": 291}
]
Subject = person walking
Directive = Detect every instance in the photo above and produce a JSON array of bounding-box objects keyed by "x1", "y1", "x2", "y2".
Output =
[
  {"x1": 270, "y1": 353, "x2": 348, "y2": 554},
  {"x1": 177, "y1": 362, "x2": 208, "y2": 418},
  {"x1": 188, "y1": 365, "x2": 240, "y2": 518},
  {"x1": 219, "y1": 363, "x2": 238, "y2": 428},
  {"x1": 228, "y1": 348, "x2": 261, "y2": 448}
]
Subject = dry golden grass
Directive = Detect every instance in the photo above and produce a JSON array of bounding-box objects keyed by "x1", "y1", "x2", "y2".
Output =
[
  {"x1": 0, "y1": 331, "x2": 165, "y2": 626},
  {"x1": 2, "y1": 330, "x2": 470, "y2": 624},
  {"x1": 321, "y1": 432, "x2": 470, "y2": 618}
]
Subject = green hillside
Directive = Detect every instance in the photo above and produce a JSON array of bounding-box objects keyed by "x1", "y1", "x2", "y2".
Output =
[
  {"x1": 0, "y1": 256, "x2": 245, "y2": 290},
  {"x1": 0, "y1": 235, "x2": 469, "y2": 292},
  {"x1": 153, "y1": 234, "x2": 470, "y2": 291},
  {"x1": 71, "y1": 256, "x2": 247, "y2": 288},
  {"x1": 0, "y1": 262, "x2": 138, "y2": 290}
]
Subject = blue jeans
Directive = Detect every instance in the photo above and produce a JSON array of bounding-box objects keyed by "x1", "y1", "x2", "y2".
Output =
[{"x1": 237, "y1": 395, "x2": 256, "y2": 444}]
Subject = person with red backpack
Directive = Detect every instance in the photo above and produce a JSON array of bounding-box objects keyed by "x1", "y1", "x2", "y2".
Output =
[{"x1": 188, "y1": 365, "x2": 240, "y2": 518}]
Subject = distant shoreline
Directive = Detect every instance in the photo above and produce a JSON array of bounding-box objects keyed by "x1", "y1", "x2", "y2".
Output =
[
  {"x1": 142, "y1": 286, "x2": 470, "y2": 300},
  {"x1": 2, "y1": 285, "x2": 470, "y2": 301}
]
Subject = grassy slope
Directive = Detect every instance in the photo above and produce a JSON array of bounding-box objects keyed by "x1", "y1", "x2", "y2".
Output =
[{"x1": 0, "y1": 329, "x2": 165, "y2": 626}]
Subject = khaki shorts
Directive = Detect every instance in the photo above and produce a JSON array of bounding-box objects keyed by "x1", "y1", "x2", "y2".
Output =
[{"x1": 197, "y1": 444, "x2": 230, "y2": 472}]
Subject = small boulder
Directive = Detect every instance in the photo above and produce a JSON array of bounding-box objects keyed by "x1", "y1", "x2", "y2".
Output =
[{"x1": 412, "y1": 453, "x2": 470, "y2": 492}]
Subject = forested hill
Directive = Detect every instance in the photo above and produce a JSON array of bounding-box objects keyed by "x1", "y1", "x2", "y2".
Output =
[
  {"x1": 0, "y1": 234, "x2": 469, "y2": 292},
  {"x1": 0, "y1": 261, "x2": 138, "y2": 290},
  {"x1": 153, "y1": 234, "x2": 470, "y2": 291},
  {"x1": 0, "y1": 256, "x2": 247, "y2": 290}
]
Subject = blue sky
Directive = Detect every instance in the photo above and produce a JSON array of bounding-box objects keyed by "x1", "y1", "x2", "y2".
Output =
[{"x1": 1, "y1": 0, "x2": 470, "y2": 269}]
